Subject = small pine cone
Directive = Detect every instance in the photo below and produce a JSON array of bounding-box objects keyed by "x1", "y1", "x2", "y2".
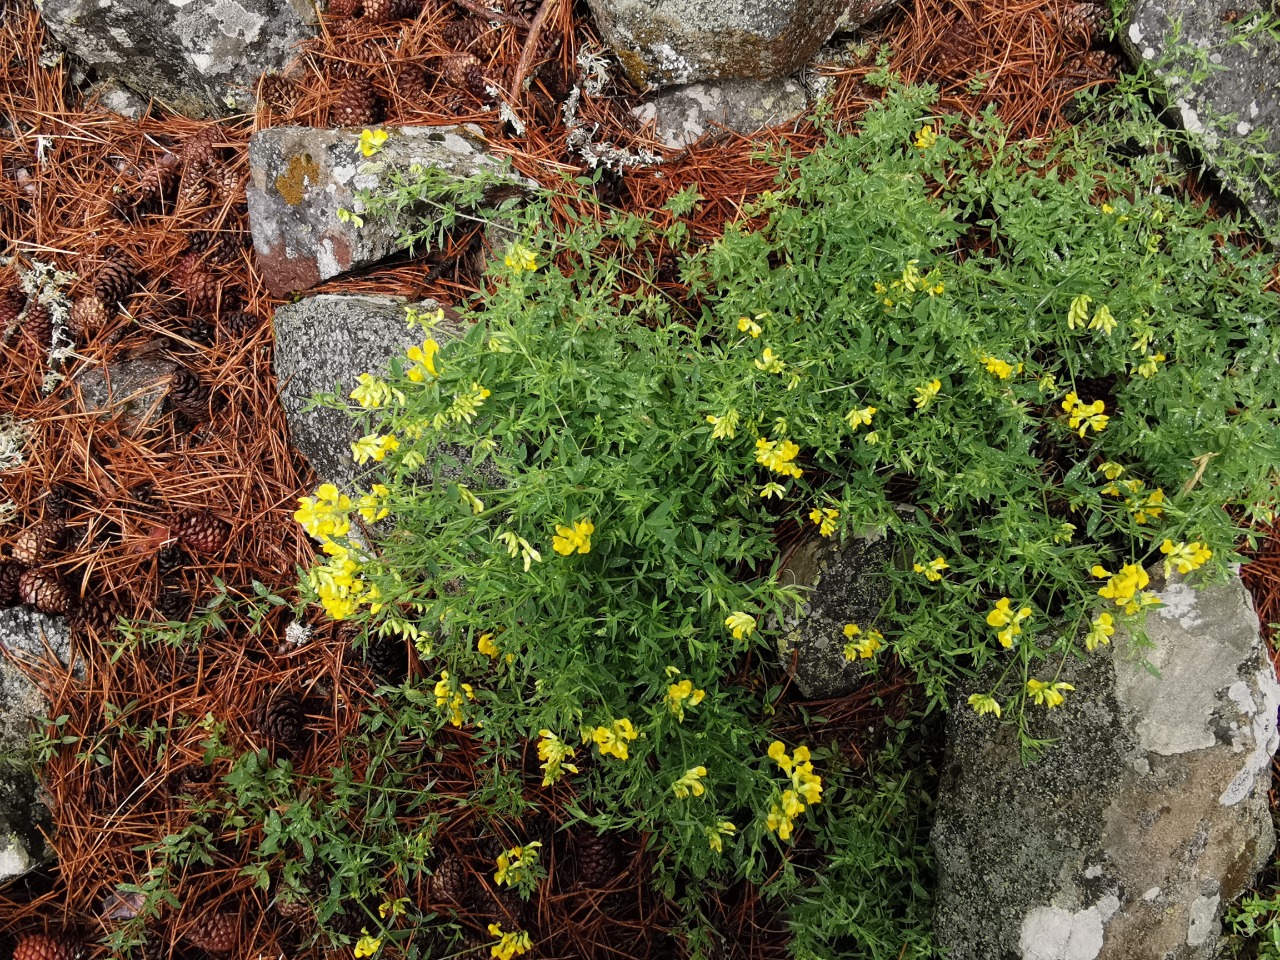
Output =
[
  {"x1": 155, "y1": 585, "x2": 192, "y2": 621},
  {"x1": 67, "y1": 295, "x2": 110, "y2": 343},
  {"x1": 443, "y1": 54, "x2": 491, "y2": 102},
  {"x1": 532, "y1": 29, "x2": 561, "y2": 64},
  {"x1": 326, "y1": 0, "x2": 360, "y2": 19},
  {"x1": 179, "y1": 174, "x2": 213, "y2": 209},
  {"x1": 392, "y1": 0, "x2": 420, "y2": 18},
  {"x1": 18, "y1": 568, "x2": 72, "y2": 615},
  {"x1": 1059, "y1": 1, "x2": 1105, "y2": 43},
  {"x1": 219, "y1": 310, "x2": 260, "y2": 340},
  {"x1": 12, "y1": 519, "x2": 68, "y2": 566},
  {"x1": 508, "y1": 0, "x2": 541, "y2": 21},
  {"x1": 365, "y1": 633, "x2": 409, "y2": 682},
  {"x1": 429, "y1": 855, "x2": 472, "y2": 904},
  {"x1": 71, "y1": 594, "x2": 118, "y2": 639},
  {"x1": 1058, "y1": 50, "x2": 1120, "y2": 89},
  {"x1": 258, "y1": 72, "x2": 300, "y2": 113},
  {"x1": 168, "y1": 367, "x2": 211, "y2": 419},
  {"x1": 175, "y1": 509, "x2": 231, "y2": 554},
  {"x1": 211, "y1": 163, "x2": 242, "y2": 203},
  {"x1": 273, "y1": 890, "x2": 313, "y2": 923},
  {"x1": 174, "y1": 254, "x2": 219, "y2": 316},
  {"x1": 92, "y1": 257, "x2": 134, "y2": 305},
  {"x1": 183, "y1": 912, "x2": 240, "y2": 955},
  {"x1": 133, "y1": 154, "x2": 180, "y2": 209},
  {"x1": 573, "y1": 830, "x2": 621, "y2": 887},
  {"x1": 362, "y1": 0, "x2": 396, "y2": 23},
  {"x1": 0, "y1": 560, "x2": 26, "y2": 606},
  {"x1": 393, "y1": 63, "x2": 428, "y2": 103},
  {"x1": 0, "y1": 288, "x2": 26, "y2": 329},
  {"x1": 131, "y1": 482, "x2": 159, "y2": 506},
  {"x1": 258, "y1": 692, "x2": 306, "y2": 746},
  {"x1": 22, "y1": 302, "x2": 52, "y2": 350},
  {"x1": 442, "y1": 17, "x2": 484, "y2": 52},
  {"x1": 157, "y1": 542, "x2": 188, "y2": 575},
  {"x1": 331, "y1": 78, "x2": 380, "y2": 127},
  {"x1": 181, "y1": 127, "x2": 222, "y2": 178},
  {"x1": 13, "y1": 933, "x2": 78, "y2": 960}
]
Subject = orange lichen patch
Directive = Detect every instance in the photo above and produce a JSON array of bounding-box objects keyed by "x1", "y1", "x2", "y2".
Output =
[{"x1": 273, "y1": 152, "x2": 319, "y2": 206}]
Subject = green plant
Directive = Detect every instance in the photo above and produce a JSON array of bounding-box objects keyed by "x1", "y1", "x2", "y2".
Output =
[{"x1": 280, "y1": 80, "x2": 1277, "y2": 956}]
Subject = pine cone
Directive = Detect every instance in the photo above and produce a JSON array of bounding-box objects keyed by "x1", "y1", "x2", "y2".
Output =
[
  {"x1": 175, "y1": 509, "x2": 231, "y2": 554},
  {"x1": 258, "y1": 692, "x2": 306, "y2": 746},
  {"x1": 1059, "y1": 1, "x2": 1106, "y2": 43},
  {"x1": 219, "y1": 310, "x2": 260, "y2": 340},
  {"x1": 211, "y1": 164, "x2": 242, "y2": 203},
  {"x1": 331, "y1": 78, "x2": 381, "y2": 126},
  {"x1": 183, "y1": 912, "x2": 240, "y2": 955},
  {"x1": 442, "y1": 17, "x2": 484, "y2": 51},
  {"x1": 13, "y1": 933, "x2": 78, "y2": 960},
  {"x1": 508, "y1": 0, "x2": 540, "y2": 20},
  {"x1": 573, "y1": 830, "x2": 621, "y2": 887},
  {"x1": 258, "y1": 72, "x2": 300, "y2": 113},
  {"x1": 429, "y1": 855, "x2": 472, "y2": 904},
  {"x1": 326, "y1": 0, "x2": 360, "y2": 19},
  {"x1": 443, "y1": 54, "x2": 492, "y2": 102},
  {"x1": 173, "y1": 253, "x2": 219, "y2": 315},
  {"x1": 12, "y1": 519, "x2": 67, "y2": 566},
  {"x1": 133, "y1": 153, "x2": 180, "y2": 210},
  {"x1": 363, "y1": 0, "x2": 397, "y2": 23},
  {"x1": 157, "y1": 542, "x2": 188, "y2": 575},
  {"x1": 92, "y1": 257, "x2": 134, "y2": 305},
  {"x1": 22, "y1": 302, "x2": 52, "y2": 350},
  {"x1": 168, "y1": 367, "x2": 211, "y2": 419},
  {"x1": 0, "y1": 561, "x2": 26, "y2": 606},
  {"x1": 71, "y1": 594, "x2": 118, "y2": 639},
  {"x1": 155, "y1": 585, "x2": 192, "y2": 621},
  {"x1": 18, "y1": 569, "x2": 72, "y2": 615},
  {"x1": 181, "y1": 127, "x2": 223, "y2": 178},
  {"x1": 0, "y1": 288, "x2": 26, "y2": 330},
  {"x1": 273, "y1": 890, "x2": 313, "y2": 922},
  {"x1": 67, "y1": 296, "x2": 109, "y2": 342},
  {"x1": 364, "y1": 632, "x2": 410, "y2": 682},
  {"x1": 393, "y1": 63, "x2": 429, "y2": 103},
  {"x1": 924, "y1": 17, "x2": 980, "y2": 82},
  {"x1": 1056, "y1": 50, "x2": 1119, "y2": 89}
]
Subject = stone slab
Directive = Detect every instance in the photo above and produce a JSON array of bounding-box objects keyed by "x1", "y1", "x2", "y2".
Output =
[{"x1": 631, "y1": 77, "x2": 808, "y2": 147}]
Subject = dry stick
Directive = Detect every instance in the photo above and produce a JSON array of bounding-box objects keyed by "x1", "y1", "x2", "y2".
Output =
[{"x1": 510, "y1": 0, "x2": 557, "y2": 104}]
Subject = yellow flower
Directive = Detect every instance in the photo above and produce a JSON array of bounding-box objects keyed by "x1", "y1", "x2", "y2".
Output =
[
  {"x1": 1089, "y1": 304, "x2": 1117, "y2": 335},
  {"x1": 294, "y1": 483, "x2": 353, "y2": 540},
  {"x1": 758, "y1": 482, "x2": 786, "y2": 499},
  {"x1": 1096, "y1": 461, "x2": 1125, "y2": 481},
  {"x1": 433, "y1": 670, "x2": 476, "y2": 727},
  {"x1": 981, "y1": 355, "x2": 1016, "y2": 379},
  {"x1": 1026, "y1": 678, "x2": 1074, "y2": 709},
  {"x1": 843, "y1": 623, "x2": 883, "y2": 660},
  {"x1": 809, "y1": 507, "x2": 839, "y2": 538},
  {"x1": 488, "y1": 924, "x2": 533, "y2": 960},
  {"x1": 1065, "y1": 395, "x2": 1108, "y2": 437},
  {"x1": 496, "y1": 530, "x2": 541, "y2": 571},
  {"x1": 672, "y1": 765, "x2": 708, "y2": 799},
  {"x1": 1160, "y1": 539, "x2": 1212, "y2": 576},
  {"x1": 845, "y1": 405, "x2": 877, "y2": 430},
  {"x1": 504, "y1": 243, "x2": 538, "y2": 275},
  {"x1": 737, "y1": 315, "x2": 763, "y2": 338},
  {"x1": 447, "y1": 383, "x2": 491, "y2": 424},
  {"x1": 1053, "y1": 522, "x2": 1076, "y2": 544},
  {"x1": 357, "y1": 484, "x2": 391, "y2": 523},
  {"x1": 1136, "y1": 352, "x2": 1166, "y2": 378},
  {"x1": 1085, "y1": 613, "x2": 1114, "y2": 652},
  {"x1": 706, "y1": 821, "x2": 736, "y2": 853},
  {"x1": 351, "y1": 433, "x2": 400, "y2": 465},
  {"x1": 1132, "y1": 487, "x2": 1165, "y2": 525},
  {"x1": 536, "y1": 730, "x2": 579, "y2": 786},
  {"x1": 754, "y1": 347, "x2": 786, "y2": 374},
  {"x1": 913, "y1": 125, "x2": 937, "y2": 149},
  {"x1": 986, "y1": 598, "x2": 1032, "y2": 648},
  {"x1": 1092, "y1": 563, "x2": 1158, "y2": 614},
  {"x1": 967, "y1": 693, "x2": 1002, "y2": 717},
  {"x1": 754, "y1": 438, "x2": 803, "y2": 478},
  {"x1": 913, "y1": 556, "x2": 949, "y2": 582},
  {"x1": 477, "y1": 633, "x2": 500, "y2": 658},
  {"x1": 764, "y1": 741, "x2": 822, "y2": 840},
  {"x1": 552, "y1": 518, "x2": 594, "y2": 556},
  {"x1": 378, "y1": 897, "x2": 410, "y2": 919},
  {"x1": 358, "y1": 128, "x2": 389, "y2": 157},
  {"x1": 350, "y1": 373, "x2": 404, "y2": 409},
  {"x1": 354, "y1": 932, "x2": 382, "y2": 958},
  {"x1": 1067, "y1": 295, "x2": 1092, "y2": 330},
  {"x1": 706, "y1": 409, "x2": 739, "y2": 439},
  {"x1": 494, "y1": 841, "x2": 542, "y2": 887},
  {"x1": 406, "y1": 338, "x2": 440, "y2": 380},
  {"x1": 914, "y1": 378, "x2": 942, "y2": 409},
  {"x1": 587, "y1": 718, "x2": 639, "y2": 760},
  {"x1": 457, "y1": 484, "x2": 485, "y2": 515},
  {"x1": 1101, "y1": 202, "x2": 1115, "y2": 214},
  {"x1": 663, "y1": 676, "x2": 706, "y2": 722},
  {"x1": 724, "y1": 611, "x2": 757, "y2": 640}
]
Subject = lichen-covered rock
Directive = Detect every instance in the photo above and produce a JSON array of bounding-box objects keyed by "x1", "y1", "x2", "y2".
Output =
[
  {"x1": 40, "y1": 0, "x2": 316, "y2": 118},
  {"x1": 246, "y1": 125, "x2": 534, "y2": 297},
  {"x1": 76, "y1": 357, "x2": 177, "y2": 433},
  {"x1": 0, "y1": 608, "x2": 70, "y2": 884},
  {"x1": 631, "y1": 77, "x2": 808, "y2": 148},
  {"x1": 932, "y1": 572, "x2": 1280, "y2": 960},
  {"x1": 1121, "y1": 0, "x2": 1280, "y2": 238},
  {"x1": 587, "y1": 0, "x2": 895, "y2": 88},
  {"x1": 775, "y1": 532, "x2": 893, "y2": 699}
]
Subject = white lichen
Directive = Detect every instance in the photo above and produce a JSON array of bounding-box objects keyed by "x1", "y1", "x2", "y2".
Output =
[
  {"x1": 562, "y1": 87, "x2": 664, "y2": 172},
  {"x1": 16, "y1": 259, "x2": 78, "y2": 392}
]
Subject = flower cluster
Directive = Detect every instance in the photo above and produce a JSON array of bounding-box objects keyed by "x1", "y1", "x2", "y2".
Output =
[
  {"x1": 496, "y1": 529, "x2": 542, "y2": 571},
  {"x1": 724, "y1": 611, "x2": 756, "y2": 641},
  {"x1": 350, "y1": 373, "x2": 405, "y2": 409},
  {"x1": 967, "y1": 693, "x2": 1002, "y2": 717},
  {"x1": 706, "y1": 408, "x2": 739, "y2": 439},
  {"x1": 913, "y1": 126, "x2": 937, "y2": 149},
  {"x1": 913, "y1": 378, "x2": 942, "y2": 409},
  {"x1": 294, "y1": 483, "x2": 352, "y2": 540},
  {"x1": 489, "y1": 924, "x2": 533, "y2": 960},
  {"x1": 352, "y1": 433, "x2": 400, "y2": 465},
  {"x1": 357, "y1": 484, "x2": 390, "y2": 523},
  {"x1": 358, "y1": 128, "x2": 388, "y2": 157},
  {"x1": 913, "y1": 556, "x2": 949, "y2": 582},
  {"x1": 494, "y1": 841, "x2": 542, "y2": 888},
  {"x1": 306, "y1": 541, "x2": 376, "y2": 620},
  {"x1": 1101, "y1": 476, "x2": 1165, "y2": 524},
  {"x1": 663, "y1": 667, "x2": 706, "y2": 722},
  {"x1": 584, "y1": 718, "x2": 638, "y2": 760},
  {"x1": 434, "y1": 670, "x2": 476, "y2": 727},
  {"x1": 809, "y1": 506, "x2": 839, "y2": 538},
  {"x1": 980, "y1": 355, "x2": 1019, "y2": 379},
  {"x1": 1091, "y1": 563, "x2": 1160, "y2": 615},
  {"x1": 552, "y1": 518, "x2": 594, "y2": 556},
  {"x1": 354, "y1": 931, "x2": 382, "y2": 958},
  {"x1": 842, "y1": 623, "x2": 883, "y2": 660},
  {"x1": 504, "y1": 243, "x2": 538, "y2": 275},
  {"x1": 1062, "y1": 392, "x2": 1108, "y2": 437},
  {"x1": 536, "y1": 730, "x2": 578, "y2": 786},
  {"x1": 378, "y1": 897, "x2": 410, "y2": 919},
  {"x1": 1160, "y1": 539, "x2": 1212, "y2": 576},
  {"x1": 737, "y1": 314, "x2": 764, "y2": 338},
  {"x1": 754, "y1": 347, "x2": 786, "y2": 374},
  {"x1": 444, "y1": 382, "x2": 491, "y2": 425},
  {"x1": 1067, "y1": 294, "x2": 1117, "y2": 333},
  {"x1": 754, "y1": 437, "x2": 802, "y2": 478},
  {"x1": 986, "y1": 597, "x2": 1032, "y2": 648},
  {"x1": 845, "y1": 404, "x2": 876, "y2": 430},
  {"x1": 1085, "y1": 613, "x2": 1115, "y2": 651},
  {"x1": 406, "y1": 338, "x2": 440, "y2": 381},
  {"x1": 1026, "y1": 678, "x2": 1074, "y2": 709},
  {"x1": 671, "y1": 765, "x2": 708, "y2": 799},
  {"x1": 764, "y1": 741, "x2": 823, "y2": 841},
  {"x1": 705, "y1": 820, "x2": 737, "y2": 854}
]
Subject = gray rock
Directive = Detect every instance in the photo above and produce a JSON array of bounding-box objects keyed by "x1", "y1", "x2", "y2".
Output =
[
  {"x1": 631, "y1": 77, "x2": 808, "y2": 148},
  {"x1": 76, "y1": 357, "x2": 177, "y2": 433},
  {"x1": 41, "y1": 0, "x2": 316, "y2": 118},
  {"x1": 587, "y1": 0, "x2": 896, "y2": 88},
  {"x1": 775, "y1": 532, "x2": 893, "y2": 699},
  {"x1": 274, "y1": 295, "x2": 460, "y2": 493},
  {"x1": 1121, "y1": 0, "x2": 1280, "y2": 238},
  {"x1": 246, "y1": 125, "x2": 533, "y2": 297},
  {"x1": 932, "y1": 572, "x2": 1279, "y2": 960},
  {"x1": 0, "y1": 607, "x2": 71, "y2": 884},
  {"x1": 87, "y1": 78, "x2": 151, "y2": 120}
]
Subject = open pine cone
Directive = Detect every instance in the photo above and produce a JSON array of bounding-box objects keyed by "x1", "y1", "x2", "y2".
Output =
[
  {"x1": 174, "y1": 509, "x2": 231, "y2": 554},
  {"x1": 13, "y1": 933, "x2": 80, "y2": 960},
  {"x1": 17, "y1": 568, "x2": 71, "y2": 615},
  {"x1": 182, "y1": 911, "x2": 240, "y2": 955},
  {"x1": 11, "y1": 518, "x2": 67, "y2": 566},
  {"x1": 258, "y1": 691, "x2": 306, "y2": 747}
]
